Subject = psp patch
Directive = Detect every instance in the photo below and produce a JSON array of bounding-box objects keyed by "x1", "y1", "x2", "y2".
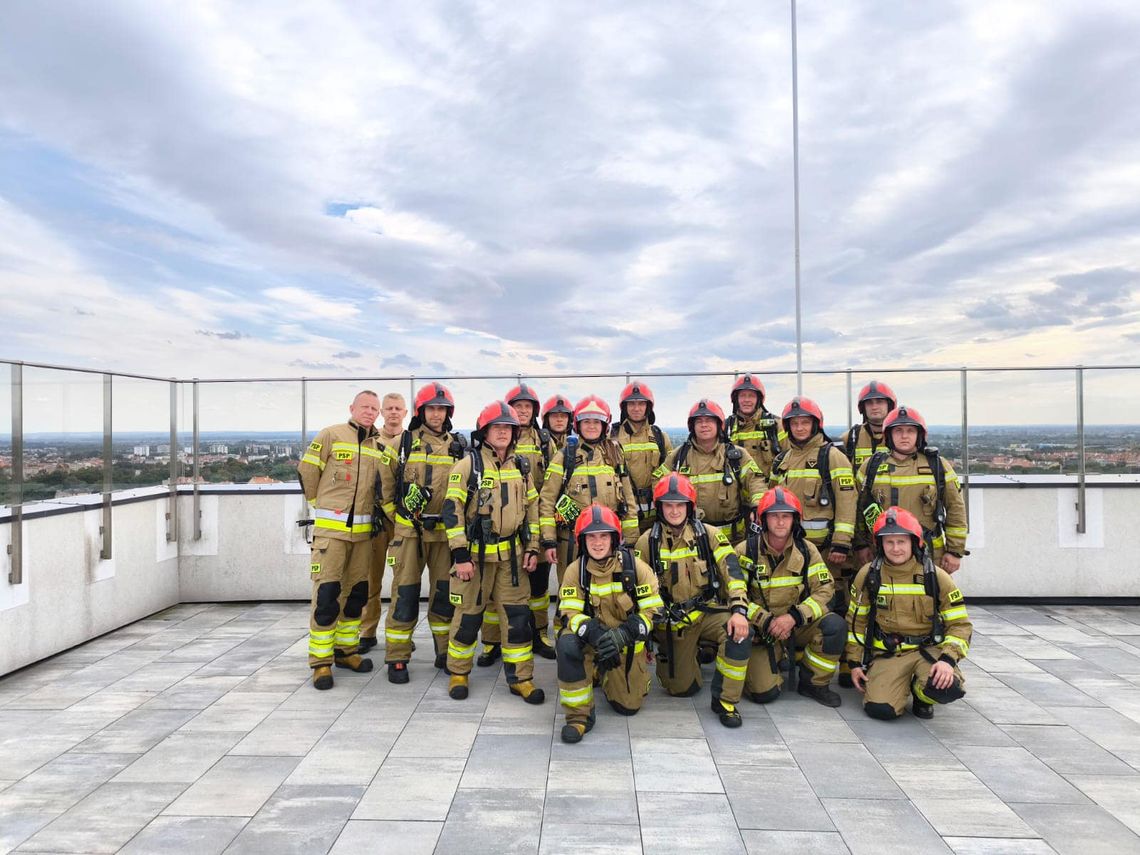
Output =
[
  {"x1": 480, "y1": 476, "x2": 495, "y2": 489},
  {"x1": 386, "y1": 555, "x2": 396, "y2": 566},
  {"x1": 947, "y1": 588, "x2": 964, "y2": 603},
  {"x1": 335, "y1": 450, "x2": 353, "y2": 461},
  {"x1": 560, "y1": 587, "x2": 578, "y2": 599},
  {"x1": 635, "y1": 584, "x2": 652, "y2": 597},
  {"x1": 449, "y1": 592, "x2": 463, "y2": 605},
  {"x1": 838, "y1": 475, "x2": 855, "y2": 489},
  {"x1": 308, "y1": 440, "x2": 322, "y2": 452},
  {"x1": 449, "y1": 472, "x2": 463, "y2": 483},
  {"x1": 310, "y1": 563, "x2": 321, "y2": 574},
  {"x1": 716, "y1": 531, "x2": 730, "y2": 545}
]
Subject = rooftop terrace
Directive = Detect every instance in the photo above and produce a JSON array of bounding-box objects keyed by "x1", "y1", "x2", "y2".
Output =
[{"x1": 2, "y1": 600, "x2": 1140, "y2": 854}]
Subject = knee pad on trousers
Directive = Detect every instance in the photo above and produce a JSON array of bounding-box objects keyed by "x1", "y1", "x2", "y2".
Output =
[
  {"x1": 430, "y1": 580, "x2": 453, "y2": 618},
  {"x1": 504, "y1": 605, "x2": 532, "y2": 644},
  {"x1": 608, "y1": 698, "x2": 638, "y2": 717},
  {"x1": 865, "y1": 701, "x2": 902, "y2": 721},
  {"x1": 749, "y1": 686, "x2": 781, "y2": 704},
  {"x1": 921, "y1": 676, "x2": 966, "y2": 704},
  {"x1": 670, "y1": 680, "x2": 701, "y2": 698},
  {"x1": 392, "y1": 585, "x2": 420, "y2": 622},
  {"x1": 556, "y1": 634, "x2": 586, "y2": 681},
  {"x1": 819, "y1": 613, "x2": 847, "y2": 655},
  {"x1": 313, "y1": 582, "x2": 342, "y2": 626},
  {"x1": 453, "y1": 612, "x2": 484, "y2": 645},
  {"x1": 343, "y1": 580, "x2": 369, "y2": 618},
  {"x1": 724, "y1": 634, "x2": 751, "y2": 660}
]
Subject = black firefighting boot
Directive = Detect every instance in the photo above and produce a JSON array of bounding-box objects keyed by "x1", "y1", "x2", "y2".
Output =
[
  {"x1": 477, "y1": 643, "x2": 502, "y2": 667},
  {"x1": 698, "y1": 644, "x2": 716, "y2": 665},
  {"x1": 358, "y1": 636, "x2": 378, "y2": 654},
  {"x1": 449, "y1": 674, "x2": 469, "y2": 700},
  {"x1": 533, "y1": 635, "x2": 556, "y2": 660},
  {"x1": 334, "y1": 654, "x2": 374, "y2": 673},
  {"x1": 561, "y1": 723, "x2": 586, "y2": 743},
  {"x1": 312, "y1": 665, "x2": 333, "y2": 691},
  {"x1": 797, "y1": 670, "x2": 842, "y2": 708},
  {"x1": 434, "y1": 652, "x2": 447, "y2": 670},
  {"x1": 912, "y1": 699, "x2": 934, "y2": 719},
  {"x1": 387, "y1": 661, "x2": 409, "y2": 684},
  {"x1": 509, "y1": 681, "x2": 546, "y2": 705},
  {"x1": 711, "y1": 696, "x2": 743, "y2": 728}
]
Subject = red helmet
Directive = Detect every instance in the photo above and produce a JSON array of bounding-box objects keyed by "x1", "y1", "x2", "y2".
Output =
[
  {"x1": 474, "y1": 400, "x2": 521, "y2": 444},
  {"x1": 652, "y1": 473, "x2": 697, "y2": 518},
  {"x1": 872, "y1": 505, "x2": 925, "y2": 555},
  {"x1": 505, "y1": 383, "x2": 540, "y2": 407},
  {"x1": 730, "y1": 374, "x2": 767, "y2": 412},
  {"x1": 542, "y1": 394, "x2": 573, "y2": 432},
  {"x1": 883, "y1": 405, "x2": 927, "y2": 451},
  {"x1": 410, "y1": 382, "x2": 455, "y2": 431},
  {"x1": 782, "y1": 397, "x2": 824, "y2": 437},
  {"x1": 619, "y1": 381, "x2": 656, "y2": 424},
  {"x1": 573, "y1": 395, "x2": 612, "y2": 428},
  {"x1": 574, "y1": 503, "x2": 622, "y2": 550},
  {"x1": 756, "y1": 486, "x2": 802, "y2": 522},
  {"x1": 857, "y1": 380, "x2": 898, "y2": 416},
  {"x1": 687, "y1": 398, "x2": 726, "y2": 435}
]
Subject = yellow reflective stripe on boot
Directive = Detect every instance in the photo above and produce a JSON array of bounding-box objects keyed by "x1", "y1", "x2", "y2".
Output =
[
  {"x1": 309, "y1": 629, "x2": 335, "y2": 658},
  {"x1": 560, "y1": 685, "x2": 593, "y2": 707},
  {"x1": 804, "y1": 648, "x2": 839, "y2": 673},
  {"x1": 502, "y1": 644, "x2": 534, "y2": 664},
  {"x1": 429, "y1": 620, "x2": 451, "y2": 636},
  {"x1": 449, "y1": 638, "x2": 477, "y2": 660},
  {"x1": 715, "y1": 656, "x2": 747, "y2": 681}
]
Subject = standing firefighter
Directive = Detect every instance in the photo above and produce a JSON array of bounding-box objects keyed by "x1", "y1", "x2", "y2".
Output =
[
  {"x1": 853, "y1": 406, "x2": 968, "y2": 573},
  {"x1": 540, "y1": 395, "x2": 639, "y2": 570},
  {"x1": 847, "y1": 507, "x2": 972, "y2": 720},
  {"x1": 380, "y1": 382, "x2": 468, "y2": 684},
  {"x1": 726, "y1": 374, "x2": 786, "y2": 478},
  {"x1": 542, "y1": 394, "x2": 574, "y2": 451},
  {"x1": 769, "y1": 397, "x2": 856, "y2": 572},
  {"x1": 611, "y1": 381, "x2": 672, "y2": 532},
  {"x1": 556, "y1": 504, "x2": 663, "y2": 743},
  {"x1": 635, "y1": 473, "x2": 753, "y2": 727},
  {"x1": 477, "y1": 383, "x2": 557, "y2": 667},
  {"x1": 736, "y1": 488, "x2": 846, "y2": 707},
  {"x1": 442, "y1": 402, "x2": 544, "y2": 704},
  {"x1": 297, "y1": 390, "x2": 386, "y2": 690},
  {"x1": 652, "y1": 399, "x2": 766, "y2": 545},
  {"x1": 840, "y1": 380, "x2": 897, "y2": 473}
]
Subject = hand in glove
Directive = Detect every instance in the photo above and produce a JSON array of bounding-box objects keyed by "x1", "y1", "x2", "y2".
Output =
[
  {"x1": 578, "y1": 618, "x2": 606, "y2": 649},
  {"x1": 594, "y1": 628, "x2": 626, "y2": 670}
]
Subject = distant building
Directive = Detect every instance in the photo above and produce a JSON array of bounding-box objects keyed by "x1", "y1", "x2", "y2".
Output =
[{"x1": 133, "y1": 445, "x2": 150, "y2": 457}]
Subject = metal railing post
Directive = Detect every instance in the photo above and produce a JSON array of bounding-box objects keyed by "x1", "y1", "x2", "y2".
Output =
[
  {"x1": 8, "y1": 364, "x2": 23, "y2": 584},
  {"x1": 167, "y1": 381, "x2": 178, "y2": 542},
  {"x1": 960, "y1": 368, "x2": 969, "y2": 523},
  {"x1": 300, "y1": 378, "x2": 310, "y2": 519},
  {"x1": 845, "y1": 369, "x2": 853, "y2": 432},
  {"x1": 192, "y1": 380, "x2": 201, "y2": 540},
  {"x1": 1076, "y1": 366, "x2": 1086, "y2": 533},
  {"x1": 100, "y1": 373, "x2": 113, "y2": 560}
]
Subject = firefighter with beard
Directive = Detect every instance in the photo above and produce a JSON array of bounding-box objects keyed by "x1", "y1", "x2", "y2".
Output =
[
  {"x1": 540, "y1": 395, "x2": 639, "y2": 570},
  {"x1": 556, "y1": 504, "x2": 663, "y2": 743},
  {"x1": 297, "y1": 390, "x2": 385, "y2": 690},
  {"x1": 736, "y1": 487, "x2": 846, "y2": 707},
  {"x1": 476, "y1": 383, "x2": 557, "y2": 667},
  {"x1": 847, "y1": 507, "x2": 972, "y2": 720},
  {"x1": 441, "y1": 401, "x2": 544, "y2": 704},
  {"x1": 611, "y1": 381, "x2": 672, "y2": 533},
  {"x1": 380, "y1": 383, "x2": 468, "y2": 684},
  {"x1": 853, "y1": 406, "x2": 968, "y2": 573},
  {"x1": 652, "y1": 399, "x2": 766, "y2": 545},
  {"x1": 635, "y1": 473, "x2": 752, "y2": 727},
  {"x1": 726, "y1": 374, "x2": 786, "y2": 478},
  {"x1": 840, "y1": 380, "x2": 897, "y2": 472}
]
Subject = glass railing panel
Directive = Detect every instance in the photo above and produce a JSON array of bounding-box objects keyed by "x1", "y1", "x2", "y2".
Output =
[
  {"x1": 110, "y1": 377, "x2": 174, "y2": 491},
  {"x1": 0, "y1": 362, "x2": 11, "y2": 512},
  {"x1": 195, "y1": 381, "x2": 302, "y2": 485},
  {"x1": 1082, "y1": 367, "x2": 1140, "y2": 475},
  {"x1": 21, "y1": 367, "x2": 105, "y2": 505}
]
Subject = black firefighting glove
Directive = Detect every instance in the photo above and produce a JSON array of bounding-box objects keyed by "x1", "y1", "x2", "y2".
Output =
[
  {"x1": 620, "y1": 614, "x2": 647, "y2": 644},
  {"x1": 578, "y1": 618, "x2": 606, "y2": 649},
  {"x1": 594, "y1": 628, "x2": 624, "y2": 670}
]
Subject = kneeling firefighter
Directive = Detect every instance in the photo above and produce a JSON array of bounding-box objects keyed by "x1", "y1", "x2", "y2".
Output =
[
  {"x1": 634, "y1": 473, "x2": 753, "y2": 727},
  {"x1": 847, "y1": 507, "x2": 973, "y2": 720},
  {"x1": 441, "y1": 401, "x2": 544, "y2": 705},
  {"x1": 555, "y1": 504, "x2": 664, "y2": 744},
  {"x1": 736, "y1": 487, "x2": 846, "y2": 707}
]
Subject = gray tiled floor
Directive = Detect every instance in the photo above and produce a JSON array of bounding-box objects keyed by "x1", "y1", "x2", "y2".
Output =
[{"x1": 3, "y1": 603, "x2": 1140, "y2": 854}]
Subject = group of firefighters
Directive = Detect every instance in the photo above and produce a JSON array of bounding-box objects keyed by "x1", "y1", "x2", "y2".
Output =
[{"x1": 297, "y1": 375, "x2": 972, "y2": 742}]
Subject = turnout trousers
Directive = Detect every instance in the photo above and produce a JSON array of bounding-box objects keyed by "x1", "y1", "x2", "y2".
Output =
[
  {"x1": 307, "y1": 536, "x2": 372, "y2": 667},
  {"x1": 479, "y1": 561, "x2": 553, "y2": 649},
  {"x1": 383, "y1": 527, "x2": 454, "y2": 663},
  {"x1": 655, "y1": 611, "x2": 750, "y2": 704},
  {"x1": 360, "y1": 522, "x2": 393, "y2": 641},
  {"x1": 864, "y1": 649, "x2": 966, "y2": 717},
  {"x1": 556, "y1": 632, "x2": 651, "y2": 726},
  {"x1": 745, "y1": 614, "x2": 846, "y2": 697},
  {"x1": 446, "y1": 554, "x2": 535, "y2": 683}
]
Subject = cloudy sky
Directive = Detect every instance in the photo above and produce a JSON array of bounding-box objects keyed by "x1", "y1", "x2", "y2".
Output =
[{"x1": 2, "y1": 1, "x2": 1139, "y2": 428}]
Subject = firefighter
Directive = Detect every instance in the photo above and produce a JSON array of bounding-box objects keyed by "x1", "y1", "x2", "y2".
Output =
[
  {"x1": 853, "y1": 406, "x2": 968, "y2": 573},
  {"x1": 768, "y1": 397, "x2": 856, "y2": 572},
  {"x1": 442, "y1": 401, "x2": 544, "y2": 704},
  {"x1": 847, "y1": 507, "x2": 972, "y2": 720},
  {"x1": 297, "y1": 390, "x2": 386, "y2": 690},
  {"x1": 840, "y1": 380, "x2": 897, "y2": 472},
  {"x1": 477, "y1": 383, "x2": 556, "y2": 667},
  {"x1": 556, "y1": 504, "x2": 664, "y2": 743},
  {"x1": 359, "y1": 392, "x2": 407, "y2": 654},
  {"x1": 542, "y1": 394, "x2": 574, "y2": 450},
  {"x1": 611, "y1": 381, "x2": 672, "y2": 533},
  {"x1": 635, "y1": 473, "x2": 752, "y2": 727},
  {"x1": 539, "y1": 395, "x2": 639, "y2": 571},
  {"x1": 652, "y1": 399, "x2": 766, "y2": 545},
  {"x1": 726, "y1": 374, "x2": 786, "y2": 478},
  {"x1": 380, "y1": 383, "x2": 468, "y2": 684},
  {"x1": 736, "y1": 487, "x2": 845, "y2": 707}
]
